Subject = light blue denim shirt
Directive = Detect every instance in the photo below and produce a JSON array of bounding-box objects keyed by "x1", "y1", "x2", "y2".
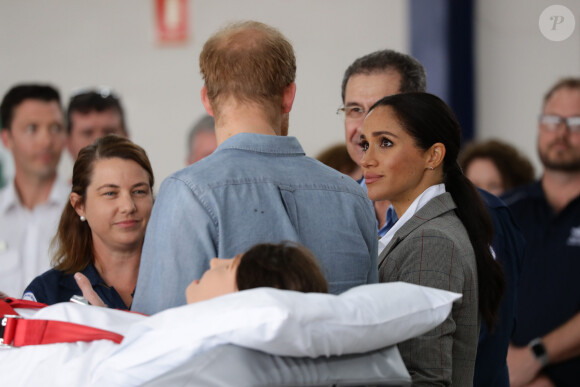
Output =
[{"x1": 132, "y1": 133, "x2": 378, "y2": 314}]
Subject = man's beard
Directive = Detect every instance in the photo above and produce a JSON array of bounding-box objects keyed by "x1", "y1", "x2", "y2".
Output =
[{"x1": 539, "y1": 141, "x2": 580, "y2": 172}]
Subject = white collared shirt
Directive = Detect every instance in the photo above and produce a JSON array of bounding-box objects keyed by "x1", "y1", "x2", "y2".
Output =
[
  {"x1": 378, "y1": 184, "x2": 447, "y2": 254},
  {"x1": 0, "y1": 178, "x2": 70, "y2": 297}
]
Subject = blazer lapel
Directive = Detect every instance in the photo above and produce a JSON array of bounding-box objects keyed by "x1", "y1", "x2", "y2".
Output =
[{"x1": 378, "y1": 192, "x2": 457, "y2": 268}]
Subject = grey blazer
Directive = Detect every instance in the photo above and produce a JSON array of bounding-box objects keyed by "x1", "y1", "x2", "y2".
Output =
[{"x1": 379, "y1": 192, "x2": 480, "y2": 386}]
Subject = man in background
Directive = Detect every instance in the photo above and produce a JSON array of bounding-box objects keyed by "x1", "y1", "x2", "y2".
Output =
[
  {"x1": 339, "y1": 50, "x2": 425, "y2": 238},
  {"x1": 66, "y1": 87, "x2": 127, "y2": 160},
  {"x1": 132, "y1": 21, "x2": 378, "y2": 315},
  {"x1": 185, "y1": 114, "x2": 217, "y2": 165},
  {"x1": 0, "y1": 84, "x2": 69, "y2": 297},
  {"x1": 340, "y1": 49, "x2": 524, "y2": 386},
  {"x1": 505, "y1": 78, "x2": 580, "y2": 387}
]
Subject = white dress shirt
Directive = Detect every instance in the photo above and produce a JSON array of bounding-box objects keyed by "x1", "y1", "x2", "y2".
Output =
[{"x1": 0, "y1": 178, "x2": 70, "y2": 297}]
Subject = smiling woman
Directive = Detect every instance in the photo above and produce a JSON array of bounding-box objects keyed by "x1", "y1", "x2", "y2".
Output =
[{"x1": 22, "y1": 135, "x2": 154, "y2": 310}]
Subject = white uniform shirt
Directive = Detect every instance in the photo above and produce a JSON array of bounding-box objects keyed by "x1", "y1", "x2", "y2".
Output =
[{"x1": 0, "y1": 178, "x2": 70, "y2": 297}]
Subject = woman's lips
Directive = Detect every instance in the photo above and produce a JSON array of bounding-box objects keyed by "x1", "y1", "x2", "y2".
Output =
[
  {"x1": 115, "y1": 220, "x2": 139, "y2": 228},
  {"x1": 364, "y1": 173, "x2": 382, "y2": 184}
]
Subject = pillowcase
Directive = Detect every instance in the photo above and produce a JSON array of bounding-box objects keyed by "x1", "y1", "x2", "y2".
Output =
[{"x1": 92, "y1": 282, "x2": 460, "y2": 385}]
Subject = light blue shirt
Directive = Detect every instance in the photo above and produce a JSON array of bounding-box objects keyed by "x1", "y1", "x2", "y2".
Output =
[{"x1": 132, "y1": 133, "x2": 378, "y2": 314}]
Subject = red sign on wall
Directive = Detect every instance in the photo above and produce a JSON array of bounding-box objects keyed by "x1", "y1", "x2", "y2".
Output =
[{"x1": 156, "y1": 0, "x2": 189, "y2": 43}]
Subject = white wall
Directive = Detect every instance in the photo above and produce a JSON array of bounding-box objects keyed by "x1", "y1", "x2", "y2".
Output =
[
  {"x1": 1, "y1": 0, "x2": 579, "y2": 186},
  {"x1": 476, "y1": 0, "x2": 580, "y2": 175},
  {"x1": 0, "y1": 0, "x2": 407, "y2": 188}
]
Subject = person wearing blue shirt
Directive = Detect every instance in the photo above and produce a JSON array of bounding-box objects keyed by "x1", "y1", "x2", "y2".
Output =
[
  {"x1": 504, "y1": 77, "x2": 580, "y2": 387},
  {"x1": 131, "y1": 21, "x2": 378, "y2": 315}
]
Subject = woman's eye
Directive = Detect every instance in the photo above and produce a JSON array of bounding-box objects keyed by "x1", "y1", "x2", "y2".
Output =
[
  {"x1": 26, "y1": 124, "x2": 37, "y2": 134},
  {"x1": 380, "y1": 138, "x2": 393, "y2": 148},
  {"x1": 359, "y1": 141, "x2": 369, "y2": 151}
]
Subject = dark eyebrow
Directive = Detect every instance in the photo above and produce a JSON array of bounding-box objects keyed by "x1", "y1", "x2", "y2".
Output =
[
  {"x1": 96, "y1": 182, "x2": 149, "y2": 191},
  {"x1": 97, "y1": 184, "x2": 119, "y2": 191},
  {"x1": 371, "y1": 130, "x2": 398, "y2": 138},
  {"x1": 131, "y1": 182, "x2": 149, "y2": 189}
]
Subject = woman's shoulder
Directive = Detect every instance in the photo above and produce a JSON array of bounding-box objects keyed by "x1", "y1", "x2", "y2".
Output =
[{"x1": 22, "y1": 268, "x2": 76, "y2": 304}]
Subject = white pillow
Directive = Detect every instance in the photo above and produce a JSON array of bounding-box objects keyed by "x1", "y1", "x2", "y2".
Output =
[
  {"x1": 1, "y1": 282, "x2": 460, "y2": 386},
  {"x1": 92, "y1": 282, "x2": 460, "y2": 385}
]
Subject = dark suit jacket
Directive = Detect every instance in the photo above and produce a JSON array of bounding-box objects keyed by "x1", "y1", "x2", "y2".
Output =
[{"x1": 379, "y1": 192, "x2": 479, "y2": 386}]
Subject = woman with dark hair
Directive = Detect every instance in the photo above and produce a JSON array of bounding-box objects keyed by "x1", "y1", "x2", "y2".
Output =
[
  {"x1": 459, "y1": 139, "x2": 535, "y2": 196},
  {"x1": 186, "y1": 241, "x2": 328, "y2": 304},
  {"x1": 359, "y1": 92, "x2": 504, "y2": 385},
  {"x1": 23, "y1": 135, "x2": 154, "y2": 309}
]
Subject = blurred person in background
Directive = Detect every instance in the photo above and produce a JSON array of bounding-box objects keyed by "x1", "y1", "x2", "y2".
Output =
[
  {"x1": 185, "y1": 114, "x2": 217, "y2": 165},
  {"x1": 66, "y1": 87, "x2": 128, "y2": 161},
  {"x1": 0, "y1": 84, "x2": 69, "y2": 297},
  {"x1": 460, "y1": 139, "x2": 535, "y2": 196},
  {"x1": 316, "y1": 143, "x2": 360, "y2": 180}
]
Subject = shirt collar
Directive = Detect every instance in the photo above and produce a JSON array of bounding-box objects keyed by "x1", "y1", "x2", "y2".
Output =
[
  {"x1": 378, "y1": 183, "x2": 447, "y2": 254},
  {"x1": 217, "y1": 133, "x2": 305, "y2": 156},
  {"x1": 0, "y1": 179, "x2": 19, "y2": 213},
  {"x1": 0, "y1": 177, "x2": 69, "y2": 214}
]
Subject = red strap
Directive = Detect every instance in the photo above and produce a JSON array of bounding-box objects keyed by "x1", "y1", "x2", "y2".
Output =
[
  {"x1": 1, "y1": 298, "x2": 124, "y2": 347},
  {"x1": 3, "y1": 318, "x2": 123, "y2": 346},
  {"x1": 1, "y1": 297, "x2": 47, "y2": 314}
]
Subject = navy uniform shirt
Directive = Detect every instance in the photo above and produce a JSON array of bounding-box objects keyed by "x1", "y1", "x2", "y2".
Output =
[
  {"x1": 474, "y1": 189, "x2": 525, "y2": 387},
  {"x1": 23, "y1": 263, "x2": 130, "y2": 310},
  {"x1": 503, "y1": 181, "x2": 580, "y2": 387}
]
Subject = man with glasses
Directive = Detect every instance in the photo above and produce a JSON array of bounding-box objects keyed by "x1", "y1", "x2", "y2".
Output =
[
  {"x1": 504, "y1": 78, "x2": 580, "y2": 387},
  {"x1": 338, "y1": 50, "x2": 425, "y2": 239},
  {"x1": 340, "y1": 50, "x2": 524, "y2": 386},
  {"x1": 0, "y1": 84, "x2": 69, "y2": 297},
  {"x1": 66, "y1": 87, "x2": 128, "y2": 160}
]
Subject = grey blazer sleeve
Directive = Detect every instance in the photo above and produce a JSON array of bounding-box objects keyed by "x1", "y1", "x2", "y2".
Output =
[{"x1": 380, "y1": 230, "x2": 464, "y2": 385}]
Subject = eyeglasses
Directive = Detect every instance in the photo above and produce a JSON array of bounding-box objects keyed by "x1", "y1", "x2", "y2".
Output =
[
  {"x1": 539, "y1": 114, "x2": 580, "y2": 133},
  {"x1": 336, "y1": 105, "x2": 367, "y2": 121},
  {"x1": 69, "y1": 86, "x2": 120, "y2": 101}
]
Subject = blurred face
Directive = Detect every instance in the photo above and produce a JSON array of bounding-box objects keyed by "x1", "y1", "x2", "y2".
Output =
[
  {"x1": 68, "y1": 109, "x2": 126, "y2": 160},
  {"x1": 465, "y1": 157, "x2": 504, "y2": 196},
  {"x1": 187, "y1": 131, "x2": 217, "y2": 165},
  {"x1": 1, "y1": 99, "x2": 66, "y2": 180},
  {"x1": 185, "y1": 255, "x2": 241, "y2": 304},
  {"x1": 360, "y1": 106, "x2": 430, "y2": 211},
  {"x1": 343, "y1": 71, "x2": 401, "y2": 167},
  {"x1": 74, "y1": 157, "x2": 153, "y2": 254},
  {"x1": 538, "y1": 87, "x2": 580, "y2": 172}
]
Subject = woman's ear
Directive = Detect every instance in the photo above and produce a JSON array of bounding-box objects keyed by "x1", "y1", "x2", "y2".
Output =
[
  {"x1": 426, "y1": 142, "x2": 446, "y2": 170},
  {"x1": 70, "y1": 193, "x2": 85, "y2": 218}
]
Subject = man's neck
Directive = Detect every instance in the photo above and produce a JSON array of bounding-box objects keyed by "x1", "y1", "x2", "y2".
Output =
[
  {"x1": 13, "y1": 171, "x2": 57, "y2": 210},
  {"x1": 214, "y1": 103, "x2": 281, "y2": 145},
  {"x1": 542, "y1": 169, "x2": 580, "y2": 213}
]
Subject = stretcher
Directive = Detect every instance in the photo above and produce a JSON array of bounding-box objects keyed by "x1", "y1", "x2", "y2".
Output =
[{"x1": 1, "y1": 282, "x2": 460, "y2": 386}]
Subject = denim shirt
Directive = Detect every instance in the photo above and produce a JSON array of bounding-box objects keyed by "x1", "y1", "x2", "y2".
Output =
[{"x1": 132, "y1": 133, "x2": 378, "y2": 315}]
